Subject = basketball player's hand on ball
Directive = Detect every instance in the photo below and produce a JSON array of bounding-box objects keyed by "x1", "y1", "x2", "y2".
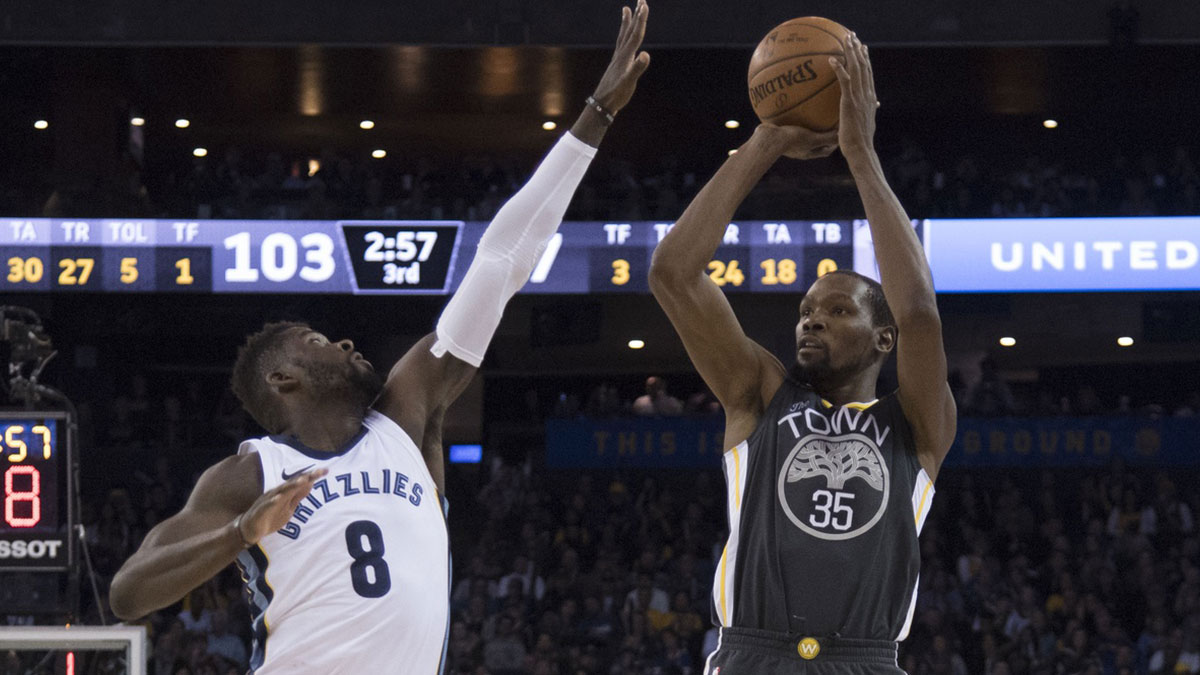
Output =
[
  {"x1": 753, "y1": 123, "x2": 838, "y2": 160},
  {"x1": 237, "y1": 468, "x2": 329, "y2": 545},
  {"x1": 830, "y1": 33, "x2": 878, "y2": 159},
  {"x1": 590, "y1": 0, "x2": 651, "y2": 115}
]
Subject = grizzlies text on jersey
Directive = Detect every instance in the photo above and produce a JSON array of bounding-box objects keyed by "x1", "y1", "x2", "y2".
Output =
[
  {"x1": 711, "y1": 379, "x2": 934, "y2": 641},
  {"x1": 236, "y1": 410, "x2": 450, "y2": 674}
]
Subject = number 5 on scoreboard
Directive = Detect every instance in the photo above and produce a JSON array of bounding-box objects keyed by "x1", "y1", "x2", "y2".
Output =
[
  {"x1": 5, "y1": 426, "x2": 27, "y2": 463},
  {"x1": 120, "y1": 257, "x2": 139, "y2": 284}
]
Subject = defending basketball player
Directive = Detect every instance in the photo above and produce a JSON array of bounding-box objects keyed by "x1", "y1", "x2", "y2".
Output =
[
  {"x1": 649, "y1": 34, "x2": 955, "y2": 674},
  {"x1": 109, "y1": 3, "x2": 650, "y2": 672}
]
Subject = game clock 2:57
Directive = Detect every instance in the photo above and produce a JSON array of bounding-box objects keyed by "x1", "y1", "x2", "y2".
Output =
[{"x1": 341, "y1": 223, "x2": 462, "y2": 292}]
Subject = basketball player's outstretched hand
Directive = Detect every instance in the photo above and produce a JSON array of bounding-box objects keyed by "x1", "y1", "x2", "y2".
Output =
[
  {"x1": 237, "y1": 468, "x2": 329, "y2": 545},
  {"x1": 590, "y1": 0, "x2": 651, "y2": 115},
  {"x1": 829, "y1": 33, "x2": 877, "y2": 158}
]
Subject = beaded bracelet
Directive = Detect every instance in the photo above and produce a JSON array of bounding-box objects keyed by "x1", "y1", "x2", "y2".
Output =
[{"x1": 585, "y1": 96, "x2": 616, "y2": 125}]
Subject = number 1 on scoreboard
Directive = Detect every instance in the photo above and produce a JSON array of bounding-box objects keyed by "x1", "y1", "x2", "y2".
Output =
[{"x1": 176, "y1": 258, "x2": 194, "y2": 285}]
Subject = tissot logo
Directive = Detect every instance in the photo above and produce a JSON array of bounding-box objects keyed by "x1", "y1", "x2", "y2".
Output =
[
  {"x1": 990, "y1": 240, "x2": 1198, "y2": 272},
  {"x1": 0, "y1": 539, "x2": 64, "y2": 559}
]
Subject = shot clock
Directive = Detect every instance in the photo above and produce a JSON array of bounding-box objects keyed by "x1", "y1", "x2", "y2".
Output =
[{"x1": 0, "y1": 412, "x2": 72, "y2": 571}]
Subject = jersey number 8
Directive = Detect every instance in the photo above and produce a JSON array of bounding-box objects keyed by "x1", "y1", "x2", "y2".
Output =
[{"x1": 345, "y1": 520, "x2": 392, "y2": 598}]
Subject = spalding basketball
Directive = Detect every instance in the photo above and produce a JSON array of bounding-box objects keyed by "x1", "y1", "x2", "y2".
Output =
[{"x1": 747, "y1": 17, "x2": 850, "y2": 131}]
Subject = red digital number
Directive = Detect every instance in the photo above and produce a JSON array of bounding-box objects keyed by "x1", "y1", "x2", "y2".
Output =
[{"x1": 4, "y1": 464, "x2": 40, "y2": 528}]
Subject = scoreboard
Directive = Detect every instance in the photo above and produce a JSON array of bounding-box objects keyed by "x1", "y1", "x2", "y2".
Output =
[
  {"x1": 0, "y1": 412, "x2": 72, "y2": 572},
  {"x1": 0, "y1": 218, "x2": 897, "y2": 295},
  {"x1": 6, "y1": 216, "x2": 1199, "y2": 293}
]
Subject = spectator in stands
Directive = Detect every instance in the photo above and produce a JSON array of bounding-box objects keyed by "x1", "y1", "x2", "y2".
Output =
[
  {"x1": 632, "y1": 376, "x2": 683, "y2": 416},
  {"x1": 577, "y1": 595, "x2": 618, "y2": 646},
  {"x1": 205, "y1": 609, "x2": 247, "y2": 668},
  {"x1": 484, "y1": 614, "x2": 528, "y2": 674},
  {"x1": 177, "y1": 589, "x2": 213, "y2": 634},
  {"x1": 966, "y1": 357, "x2": 1017, "y2": 416},
  {"x1": 497, "y1": 554, "x2": 546, "y2": 603}
]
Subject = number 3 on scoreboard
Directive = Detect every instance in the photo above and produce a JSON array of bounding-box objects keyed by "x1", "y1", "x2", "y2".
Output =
[{"x1": 611, "y1": 259, "x2": 630, "y2": 286}]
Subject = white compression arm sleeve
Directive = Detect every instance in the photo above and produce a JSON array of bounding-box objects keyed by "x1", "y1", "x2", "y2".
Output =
[{"x1": 431, "y1": 132, "x2": 597, "y2": 366}]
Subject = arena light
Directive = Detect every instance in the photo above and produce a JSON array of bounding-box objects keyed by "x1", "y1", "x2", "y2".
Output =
[
  {"x1": 1117, "y1": 336, "x2": 1134, "y2": 347},
  {"x1": 192, "y1": 147, "x2": 208, "y2": 157},
  {"x1": 724, "y1": 119, "x2": 740, "y2": 129},
  {"x1": 1043, "y1": 119, "x2": 1058, "y2": 129},
  {"x1": 308, "y1": 159, "x2": 320, "y2": 176},
  {"x1": 542, "y1": 121, "x2": 557, "y2": 131},
  {"x1": 34, "y1": 120, "x2": 49, "y2": 130},
  {"x1": 371, "y1": 149, "x2": 387, "y2": 159},
  {"x1": 999, "y1": 336, "x2": 1016, "y2": 347},
  {"x1": 130, "y1": 117, "x2": 146, "y2": 126},
  {"x1": 359, "y1": 120, "x2": 375, "y2": 130},
  {"x1": 627, "y1": 339, "x2": 645, "y2": 350},
  {"x1": 175, "y1": 118, "x2": 190, "y2": 128}
]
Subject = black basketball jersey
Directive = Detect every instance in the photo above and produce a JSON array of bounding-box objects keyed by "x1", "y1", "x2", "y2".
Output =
[{"x1": 711, "y1": 378, "x2": 934, "y2": 641}]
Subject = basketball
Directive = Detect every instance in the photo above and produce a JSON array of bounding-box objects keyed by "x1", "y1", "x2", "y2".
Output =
[{"x1": 747, "y1": 17, "x2": 850, "y2": 131}]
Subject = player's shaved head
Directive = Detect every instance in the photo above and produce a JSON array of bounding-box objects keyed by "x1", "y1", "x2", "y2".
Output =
[{"x1": 231, "y1": 321, "x2": 310, "y2": 433}]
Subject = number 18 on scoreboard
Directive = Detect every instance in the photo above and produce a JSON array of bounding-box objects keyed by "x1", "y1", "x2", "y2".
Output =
[{"x1": 0, "y1": 412, "x2": 73, "y2": 572}]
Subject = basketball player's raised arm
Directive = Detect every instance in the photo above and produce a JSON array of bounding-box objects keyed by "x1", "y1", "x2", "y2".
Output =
[
  {"x1": 649, "y1": 125, "x2": 836, "y2": 445},
  {"x1": 374, "y1": 0, "x2": 651, "y2": 492},
  {"x1": 831, "y1": 35, "x2": 956, "y2": 479},
  {"x1": 110, "y1": 455, "x2": 327, "y2": 620}
]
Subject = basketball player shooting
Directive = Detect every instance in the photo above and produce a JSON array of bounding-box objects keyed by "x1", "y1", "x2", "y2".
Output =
[
  {"x1": 108, "y1": 4, "x2": 650, "y2": 672},
  {"x1": 649, "y1": 34, "x2": 955, "y2": 674}
]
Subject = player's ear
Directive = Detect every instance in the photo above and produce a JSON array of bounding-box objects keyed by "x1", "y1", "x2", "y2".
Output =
[
  {"x1": 875, "y1": 325, "x2": 896, "y2": 354},
  {"x1": 266, "y1": 367, "x2": 300, "y2": 394}
]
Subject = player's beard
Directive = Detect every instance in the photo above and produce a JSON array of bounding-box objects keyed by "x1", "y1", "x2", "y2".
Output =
[
  {"x1": 790, "y1": 352, "x2": 833, "y2": 388},
  {"x1": 303, "y1": 358, "x2": 385, "y2": 414}
]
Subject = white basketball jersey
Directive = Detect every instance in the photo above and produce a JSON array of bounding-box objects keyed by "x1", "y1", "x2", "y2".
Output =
[{"x1": 235, "y1": 410, "x2": 450, "y2": 674}]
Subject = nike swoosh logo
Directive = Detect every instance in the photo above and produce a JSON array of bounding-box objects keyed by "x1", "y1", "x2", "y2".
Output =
[{"x1": 281, "y1": 465, "x2": 316, "y2": 481}]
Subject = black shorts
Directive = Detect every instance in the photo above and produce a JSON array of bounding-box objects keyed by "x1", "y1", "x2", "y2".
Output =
[{"x1": 703, "y1": 627, "x2": 905, "y2": 675}]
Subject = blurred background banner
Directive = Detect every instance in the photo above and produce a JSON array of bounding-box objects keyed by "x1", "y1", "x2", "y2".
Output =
[
  {"x1": 948, "y1": 417, "x2": 1198, "y2": 467},
  {"x1": 545, "y1": 417, "x2": 725, "y2": 468},
  {"x1": 547, "y1": 416, "x2": 1200, "y2": 468}
]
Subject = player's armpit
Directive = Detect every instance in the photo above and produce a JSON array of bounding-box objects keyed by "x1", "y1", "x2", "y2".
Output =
[
  {"x1": 895, "y1": 309, "x2": 957, "y2": 481},
  {"x1": 375, "y1": 333, "x2": 475, "y2": 473},
  {"x1": 648, "y1": 266, "x2": 784, "y2": 446}
]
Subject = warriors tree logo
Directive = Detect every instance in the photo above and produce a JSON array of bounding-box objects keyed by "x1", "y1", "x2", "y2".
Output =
[{"x1": 775, "y1": 407, "x2": 892, "y2": 541}]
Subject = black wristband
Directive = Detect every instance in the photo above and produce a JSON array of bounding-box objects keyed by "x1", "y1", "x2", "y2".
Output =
[{"x1": 585, "y1": 96, "x2": 616, "y2": 125}]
